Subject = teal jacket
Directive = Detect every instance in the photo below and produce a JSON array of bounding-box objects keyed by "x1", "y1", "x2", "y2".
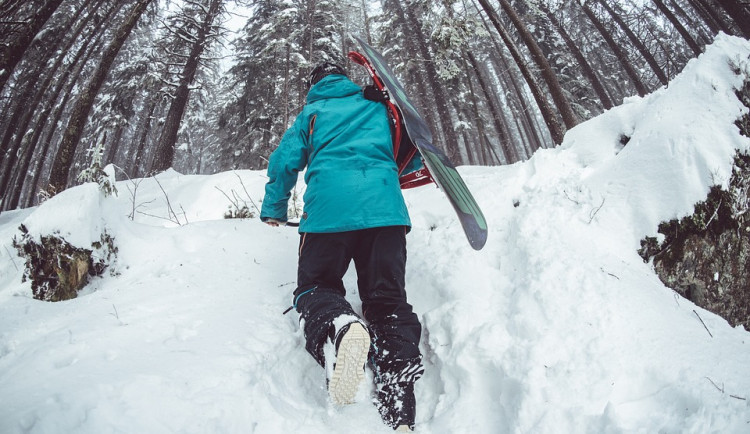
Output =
[{"x1": 260, "y1": 74, "x2": 411, "y2": 233}]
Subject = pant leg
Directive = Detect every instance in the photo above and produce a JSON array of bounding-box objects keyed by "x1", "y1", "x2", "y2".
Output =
[
  {"x1": 295, "y1": 232, "x2": 360, "y2": 367},
  {"x1": 294, "y1": 232, "x2": 359, "y2": 366},
  {"x1": 352, "y1": 226, "x2": 422, "y2": 378}
]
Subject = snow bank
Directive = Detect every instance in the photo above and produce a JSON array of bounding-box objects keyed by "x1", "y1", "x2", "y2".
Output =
[{"x1": 1, "y1": 34, "x2": 749, "y2": 433}]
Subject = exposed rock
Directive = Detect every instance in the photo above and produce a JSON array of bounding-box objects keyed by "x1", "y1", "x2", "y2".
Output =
[
  {"x1": 639, "y1": 77, "x2": 750, "y2": 329},
  {"x1": 12, "y1": 224, "x2": 116, "y2": 302}
]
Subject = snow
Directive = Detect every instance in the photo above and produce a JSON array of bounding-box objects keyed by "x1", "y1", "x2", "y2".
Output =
[{"x1": 2, "y1": 34, "x2": 750, "y2": 433}]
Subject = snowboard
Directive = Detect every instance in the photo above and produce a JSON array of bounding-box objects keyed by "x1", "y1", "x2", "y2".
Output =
[{"x1": 348, "y1": 36, "x2": 488, "y2": 251}]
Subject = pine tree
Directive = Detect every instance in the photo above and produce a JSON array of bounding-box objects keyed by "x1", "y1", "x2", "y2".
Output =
[
  {"x1": 150, "y1": 0, "x2": 225, "y2": 174},
  {"x1": 47, "y1": 0, "x2": 153, "y2": 195}
]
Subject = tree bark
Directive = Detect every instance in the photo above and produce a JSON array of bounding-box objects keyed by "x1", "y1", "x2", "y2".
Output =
[
  {"x1": 597, "y1": 0, "x2": 669, "y2": 86},
  {"x1": 652, "y1": 0, "x2": 702, "y2": 55},
  {"x1": 578, "y1": 1, "x2": 649, "y2": 97},
  {"x1": 466, "y1": 52, "x2": 515, "y2": 163},
  {"x1": 47, "y1": 0, "x2": 153, "y2": 195},
  {"x1": 474, "y1": 0, "x2": 565, "y2": 145},
  {"x1": 150, "y1": 0, "x2": 223, "y2": 173},
  {"x1": 22, "y1": 31, "x2": 109, "y2": 208},
  {"x1": 0, "y1": 0, "x2": 65, "y2": 94},
  {"x1": 540, "y1": 3, "x2": 614, "y2": 110},
  {"x1": 1, "y1": 0, "x2": 114, "y2": 210},
  {"x1": 131, "y1": 99, "x2": 159, "y2": 178},
  {"x1": 669, "y1": 0, "x2": 712, "y2": 45},
  {"x1": 495, "y1": 0, "x2": 578, "y2": 130},
  {"x1": 395, "y1": 0, "x2": 462, "y2": 164},
  {"x1": 688, "y1": 0, "x2": 731, "y2": 35},
  {"x1": 714, "y1": 0, "x2": 750, "y2": 38},
  {"x1": 473, "y1": 3, "x2": 546, "y2": 153}
]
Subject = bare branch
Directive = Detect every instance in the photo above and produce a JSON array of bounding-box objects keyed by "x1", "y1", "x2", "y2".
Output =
[
  {"x1": 234, "y1": 172, "x2": 262, "y2": 214},
  {"x1": 589, "y1": 198, "x2": 606, "y2": 224},
  {"x1": 4, "y1": 244, "x2": 19, "y2": 271},
  {"x1": 693, "y1": 310, "x2": 713, "y2": 338},
  {"x1": 152, "y1": 175, "x2": 184, "y2": 226}
]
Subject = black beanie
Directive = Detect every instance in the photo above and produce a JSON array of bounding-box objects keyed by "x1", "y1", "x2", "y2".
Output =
[{"x1": 309, "y1": 62, "x2": 347, "y2": 87}]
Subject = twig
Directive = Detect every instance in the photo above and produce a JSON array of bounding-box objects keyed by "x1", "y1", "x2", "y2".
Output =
[
  {"x1": 234, "y1": 172, "x2": 262, "y2": 214},
  {"x1": 216, "y1": 186, "x2": 253, "y2": 218},
  {"x1": 180, "y1": 204, "x2": 189, "y2": 225},
  {"x1": 136, "y1": 210, "x2": 183, "y2": 224},
  {"x1": 126, "y1": 179, "x2": 148, "y2": 220},
  {"x1": 705, "y1": 377, "x2": 747, "y2": 400},
  {"x1": 112, "y1": 165, "x2": 143, "y2": 220},
  {"x1": 705, "y1": 376, "x2": 724, "y2": 393},
  {"x1": 215, "y1": 186, "x2": 241, "y2": 209},
  {"x1": 589, "y1": 198, "x2": 606, "y2": 223},
  {"x1": 693, "y1": 310, "x2": 713, "y2": 338},
  {"x1": 153, "y1": 175, "x2": 183, "y2": 226},
  {"x1": 703, "y1": 198, "x2": 722, "y2": 230},
  {"x1": 3, "y1": 245, "x2": 19, "y2": 271},
  {"x1": 562, "y1": 190, "x2": 580, "y2": 205},
  {"x1": 110, "y1": 304, "x2": 120, "y2": 320},
  {"x1": 601, "y1": 268, "x2": 620, "y2": 279}
]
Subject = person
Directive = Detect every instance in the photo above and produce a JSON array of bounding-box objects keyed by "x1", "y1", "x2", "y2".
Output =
[{"x1": 260, "y1": 62, "x2": 424, "y2": 432}]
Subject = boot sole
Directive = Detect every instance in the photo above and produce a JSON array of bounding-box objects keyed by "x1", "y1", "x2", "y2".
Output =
[{"x1": 328, "y1": 322, "x2": 370, "y2": 405}]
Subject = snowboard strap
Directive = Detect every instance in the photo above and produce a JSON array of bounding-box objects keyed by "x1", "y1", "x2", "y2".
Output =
[{"x1": 348, "y1": 50, "x2": 433, "y2": 189}]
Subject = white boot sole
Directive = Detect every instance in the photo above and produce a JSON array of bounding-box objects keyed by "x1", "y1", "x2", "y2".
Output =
[{"x1": 328, "y1": 322, "x2": 370, "y2": 405}]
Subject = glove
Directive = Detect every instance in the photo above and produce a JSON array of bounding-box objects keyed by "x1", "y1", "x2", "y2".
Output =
[{"x1": 364, "y1": 85, "x2": 389, "y2": 102}]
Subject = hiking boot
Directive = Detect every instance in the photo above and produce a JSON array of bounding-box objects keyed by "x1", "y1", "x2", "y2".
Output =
[
  {"x1": 371, "y1": 354, "x2": 423, "y2": 430},
  {"x1": 375, "y1": 381, "x2": 416, "y2": 430},
  {"x1": 327, "y1": 321, "x2": 370, "y2": 405}
]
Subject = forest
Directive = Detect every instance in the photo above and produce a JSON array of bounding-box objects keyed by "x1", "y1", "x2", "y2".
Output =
[{"x1": 0, "y1": 0, "x2": 748, "y2": 212}]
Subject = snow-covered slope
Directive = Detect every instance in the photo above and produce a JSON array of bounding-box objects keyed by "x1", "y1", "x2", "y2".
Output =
[{"x1": 1, "y1": 34, "x2": 749, "y2": 433}]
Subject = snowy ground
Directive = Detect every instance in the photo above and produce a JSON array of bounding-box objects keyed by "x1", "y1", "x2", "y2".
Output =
[{"x1": 1, "y1": 34, "x2": 750, "y2": 433}]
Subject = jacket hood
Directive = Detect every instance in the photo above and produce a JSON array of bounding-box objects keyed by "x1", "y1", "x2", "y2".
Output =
[{"x1": 306, "y1": 75, "x2": 361, "y2": 103}]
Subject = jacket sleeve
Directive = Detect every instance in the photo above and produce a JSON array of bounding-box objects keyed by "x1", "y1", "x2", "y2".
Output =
[{"x1": 260, "y1": 113, "x2": 309, "y2": 223}]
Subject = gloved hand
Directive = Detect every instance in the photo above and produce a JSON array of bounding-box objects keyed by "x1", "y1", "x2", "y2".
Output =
[
  {"x1": 262, "y1": 218, "x2": 283, "y2": 227},
  {"x1": 364, "y1": 85, "x2": 389, "y2": 102}
]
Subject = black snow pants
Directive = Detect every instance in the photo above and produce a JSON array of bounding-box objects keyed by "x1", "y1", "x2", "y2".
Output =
[{"x1": 292, "y1": 226, "x2": 422, "y2": 380}]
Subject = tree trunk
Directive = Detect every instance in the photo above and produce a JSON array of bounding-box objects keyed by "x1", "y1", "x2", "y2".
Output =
[
  {"x1": 23, "y1": 31, "x2": 109, "y2": 208},
  {"x1": 474, "y1": 4, "x2": 547, "y2": 152},
  {"x1": 669, "y1": 0, "x2": 712, "y2": 45},
  {"x1": 105, "y1": 124, "x2": 125, "y2": 165},
  {"x1": 540, "y1": 3, "x2": 614, "y2": 110},
  {"x1": 652, "y1": 0, "x2": 703, "y2": 55},
  {"x1": 714, "y1": 0, "x2": 750, "y2": 38},
  {"x1": 130, "y1": 99, "x2": 159, "y2": 178},
  {"x1": 1, "y1": 0, "x2": 114, "y2": 210},
  {"x1": 474, "y1": 0, "x2": 565, "y2": 145},
  {"x1": 495, "y1": 0, "x2": 578, "y2": 130},
  {"x1": 150, "y1": 0, "x2": 223, "y2": 174},
  {"x1": 0, "y1": 76, "x2": 38, "y2": 190},
  {"x1": 395, "y1": 0, "x2": 462, "y2": 164},
  {"x1": 47, "y1": 0, "x2": 152, "y2": 195},
  {"x1": 578, "y1": 1, "x2": 649, "y2": 97},
  {"x1": 598, "y1": 0, "x2": 669, "y2": 86},
  {"x1": 361, "y1": 0, "x2": 373, "y2": 44},
  {"x1": 466, "y1": 52, "x2": 515, "y2": 163},
  {"x1": 0, "y1": 0, "x2": 65, "y2": 94},
  {"x1": 381, "y1": 0, "x2": 441, "y2": 142},
  {"x1": 688, "y1": 0, "x2": 732, "y2": 35}
]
